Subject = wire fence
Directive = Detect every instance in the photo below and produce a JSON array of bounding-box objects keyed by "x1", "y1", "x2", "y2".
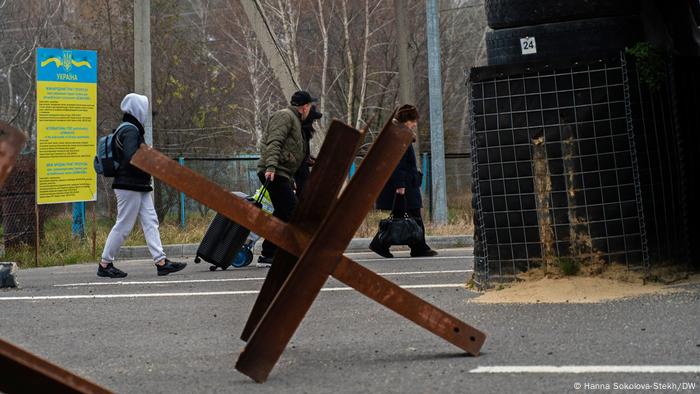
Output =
[
  {"x1": 167, "y1": 154, "x2": 473, "y2": 223},
  {"x1": 469, "y1": 52, "x2": 688, "y2": 286},
  {"x1": 0, "y1": 153, "x2": 40, "y2": 249}
]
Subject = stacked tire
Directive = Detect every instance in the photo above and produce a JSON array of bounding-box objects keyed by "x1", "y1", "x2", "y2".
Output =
[{"x1": 484, "y1": 0, "x2": 642, "y2": 66}]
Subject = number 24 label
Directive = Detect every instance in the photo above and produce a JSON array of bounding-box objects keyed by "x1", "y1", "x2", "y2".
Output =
[{"x1": 520, "y1": 37, "x2": 537, "y2": 55}]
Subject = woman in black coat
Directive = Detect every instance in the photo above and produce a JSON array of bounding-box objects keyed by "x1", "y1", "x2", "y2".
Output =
[{"x1": 370, "y1": 105, "x2": 437, "y2": 258}]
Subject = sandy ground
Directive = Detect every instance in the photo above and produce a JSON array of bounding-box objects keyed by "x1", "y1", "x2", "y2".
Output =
[{"x1": 470, "y1": 264, "x2": 700, "y2": 304}]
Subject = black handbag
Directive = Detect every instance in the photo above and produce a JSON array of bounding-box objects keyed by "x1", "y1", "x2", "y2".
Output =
[{"x1": 372, "y1": 194, "x2": 424, "y2": 247}]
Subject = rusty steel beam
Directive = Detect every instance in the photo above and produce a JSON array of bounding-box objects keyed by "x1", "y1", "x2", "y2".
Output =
[
  {"x1": 333, "y1": 258, "x2": 486, "y2": 355},
  {"x1": 131, "y1": 122, "x2": 487, "y2": 383},
  {"x1": 0, "y1": 338, "x2": 112, "y2": 394},
  {"x1": 291, "y1": 121, "x2": 363, "y2": 231},
  {"x1": 234, "y1": 121, "x2": 414, "y2": 382},
  {"x1": 241, "y1": 120, "x2": 363, "y2": 341},
  {"x1": 0, "y1": 121, "x2": 27, "y2": 186}
]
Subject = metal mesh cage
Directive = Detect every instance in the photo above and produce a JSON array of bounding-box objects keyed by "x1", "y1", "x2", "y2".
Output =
[{"x1": 467, "y1": 53, "x2": 668, "y2": 283}]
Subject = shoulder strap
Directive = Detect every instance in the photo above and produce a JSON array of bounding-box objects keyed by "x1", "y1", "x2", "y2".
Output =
[
  {"x1": 115, "y1": 122, "x2": 137, "y2": 134},
  {"x1": 113, "y1": 121, "x2": 137, "y2": 150}
]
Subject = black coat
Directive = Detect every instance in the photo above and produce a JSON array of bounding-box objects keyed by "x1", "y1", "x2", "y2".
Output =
[
  {"x1": 294, "y1": 118, "x2": 315, "y2": 196},
  {"x1": 112, "y1": 113, "x2": 152, "y2": 192},
  {"x1": 376, "y1": 143, "x2": 422, "y2": 211}
]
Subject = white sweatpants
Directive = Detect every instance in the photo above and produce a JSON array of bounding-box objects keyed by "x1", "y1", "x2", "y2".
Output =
[{"x1": 101, "y1": 189, "x2": 166, "y2": 263}]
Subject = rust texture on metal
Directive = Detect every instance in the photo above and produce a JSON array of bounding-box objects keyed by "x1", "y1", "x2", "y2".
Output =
[
  {"x1": 0, "y1": 338, "x2": 112, "y2": 394},
  {"x1": 292, "y1": 120, "x2": 363, "y2": 231},
  {"x1": 332, "y1": 257, "x2": 486, "y2": 355},
  {"x1": 241, "y1": 121, "x2": 363, "y2": 341},
  {"x1": 0, "y1": 121, "x2": 27, "y2": 187},
  {"x1": 235, "y1": 121, "x2": 413, "y2": 382},
  {"x1": 131, "y1": 119, "x2": 487, "y2": 383}
]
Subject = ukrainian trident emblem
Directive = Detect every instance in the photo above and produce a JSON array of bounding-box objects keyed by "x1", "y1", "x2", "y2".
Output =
[{"x1": 62, "y1": 51, "x2": 72, "y2": 71}]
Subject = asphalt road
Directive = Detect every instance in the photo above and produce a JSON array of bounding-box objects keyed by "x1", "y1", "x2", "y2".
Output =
[{"x1": 1, "y1": 248, "x2": 699, "y2": 393}]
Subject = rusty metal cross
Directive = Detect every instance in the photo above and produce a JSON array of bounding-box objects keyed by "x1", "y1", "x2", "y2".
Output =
[{"x1": 131, "y1": 119, "x2": 487, "y2": 383}]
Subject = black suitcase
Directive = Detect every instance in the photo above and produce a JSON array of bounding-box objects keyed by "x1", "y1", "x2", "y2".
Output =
[
  {"x1": 194, "y1": 183, "x2": 268, "y2": 271},
  {"x1": 194, "y1": 212, "x2": 251, "y2": 271}
]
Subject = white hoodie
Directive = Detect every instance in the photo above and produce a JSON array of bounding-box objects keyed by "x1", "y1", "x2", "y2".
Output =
[{"x1": 120, "y1": 93, "x2": 149, "y2": 126}]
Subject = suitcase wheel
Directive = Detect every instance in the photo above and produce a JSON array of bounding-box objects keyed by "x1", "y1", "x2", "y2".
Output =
[
  {"x1": 194, "y1": 257, "x2": 201, "y2": 264},
  {"x1": 232, "y1": 248, "x2": 254, "y2": 268},
  {"x1": 209, "y1": 265, "x2": 217, "y2": 271}
]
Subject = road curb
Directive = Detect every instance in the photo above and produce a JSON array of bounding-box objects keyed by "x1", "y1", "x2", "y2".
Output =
[{"x1": 119, "y1": 235, "x2": 474, "y2": 260}]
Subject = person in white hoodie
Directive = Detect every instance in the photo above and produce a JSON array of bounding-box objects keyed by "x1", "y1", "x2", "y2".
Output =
[{"x1": 97, "y1": 93, "x2": 187, "y2": 278}]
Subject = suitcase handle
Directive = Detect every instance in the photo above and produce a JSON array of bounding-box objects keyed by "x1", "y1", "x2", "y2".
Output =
[{"x1": 254, "y1": 179, "x2": 270, "y2": 204}]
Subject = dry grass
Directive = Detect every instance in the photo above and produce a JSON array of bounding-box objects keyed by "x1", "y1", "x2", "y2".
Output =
[{"x1": 5, "y1": 212, "x2": 217, "y2": 268}]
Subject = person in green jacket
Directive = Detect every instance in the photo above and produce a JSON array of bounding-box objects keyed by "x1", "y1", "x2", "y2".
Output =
[{"x1": 256, "y1": 90, "x2": 316, "y2": 267}]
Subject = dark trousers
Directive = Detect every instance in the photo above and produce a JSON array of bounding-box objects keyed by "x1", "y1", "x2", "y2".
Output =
[
  {"x1": 391, "y1": 206, "x2": 431, "y2": 253},
  {"x1": 258, "y1": 173, "x2": 298, "y2": 258},
  {"x1": 294, "y1": 162, "x2": 311, "y2": 198}
]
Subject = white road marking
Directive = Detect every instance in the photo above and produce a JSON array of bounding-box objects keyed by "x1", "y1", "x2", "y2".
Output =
[
  {"x1": 469, "y1": 366, "x2": 700, "y2": 374},
  {"x1": 0, "y1": 283, "x2": 466, "y2": 301},
  {"x1": 55, "y1": 277, "x2": 264, "y2": 287},
  {"x1": 352, "y1": 256, "x2": 470, "y2": 262},
  {"x1": 379, "y1": 269, "x2": 472, "y2": 276},
  {"x1": 54, "y1": 270, "x2": 472, "y2": 287},
  {"x1": 346, "y1": 247, "x2": 472, "y2": 255}
]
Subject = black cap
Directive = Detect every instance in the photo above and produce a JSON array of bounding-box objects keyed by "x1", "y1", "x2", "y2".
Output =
[{"x1": 290, "y1": 90, "x2": 317, "y2": 106}]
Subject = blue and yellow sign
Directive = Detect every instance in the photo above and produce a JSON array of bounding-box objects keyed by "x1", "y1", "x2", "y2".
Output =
[{"x1": 36, "y1": 48, "x2": 97, "y2": 204}]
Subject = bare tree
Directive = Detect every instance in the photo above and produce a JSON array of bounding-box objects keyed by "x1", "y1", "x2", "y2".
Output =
[
  {"x1": 0, "y1": 0, "x2": 488, "y2": 218},
  {"x1": 0, "y1": 0, "x2": 65, "y2": 136},
  {"x1": 354, "y1": 0, "x2": 390, "y2": 130},
  {"x1": 314, "y1": 0, "x2": 333, "y2": 133},
  {"x1": 260, "y1": 0, "x2": 300, "y2": 84},
  {"x1": 215, "y1": 2, "x2": 283, "y2": 146},
  {"x1": 341, "y1": 0, "x2": 355, "y2": 125},
  {"x1": 354, "y1": 0, "x2": 370, "y2": 130}
]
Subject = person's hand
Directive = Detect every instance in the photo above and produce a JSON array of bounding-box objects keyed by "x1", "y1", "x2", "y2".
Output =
[
  {"x1": 265, "y1": 171, "x2": 275, "y2": 182},
  {"x1": 396, "y1": 187, "x2": 405, "y2": 195},
  {"x1": 306, "y1": 157, "x2": 316, "y2": 166}
]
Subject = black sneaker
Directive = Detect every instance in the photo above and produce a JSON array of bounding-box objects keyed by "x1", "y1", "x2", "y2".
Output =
[
  {"x1": 256, "y1": 256, "x2": 273, "y2": 268},
  {"x1": 156, "y1": 259, "x2": 187, "y2": 276},
  {"x1": 410, "y1": 249, "x2": 438, "y2": 257},
  {"x1": 369, "y1": 239, "x2": 393, "y2": 258},
  {"x1": 97, "y1": 263, "x2": 127, "y2": 278}
]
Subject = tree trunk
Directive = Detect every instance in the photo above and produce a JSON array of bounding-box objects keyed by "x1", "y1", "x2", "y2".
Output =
[
  {"x1": 342, "y1": 0, "x2": 355, "y2": 126},
  {"x1": 355, "y1": 0, "x2": 370, "y2": 130},
  {"x1": 314, "y1": 0, "x2": 331, "y2": 155},
  {"x1": 275, "y1": 0, "x2": 300, "y2": 82}
]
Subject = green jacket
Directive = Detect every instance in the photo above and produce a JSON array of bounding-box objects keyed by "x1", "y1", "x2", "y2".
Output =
[{"x1": 257, "y1": 106, "x2": 305, "y2": 180}]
